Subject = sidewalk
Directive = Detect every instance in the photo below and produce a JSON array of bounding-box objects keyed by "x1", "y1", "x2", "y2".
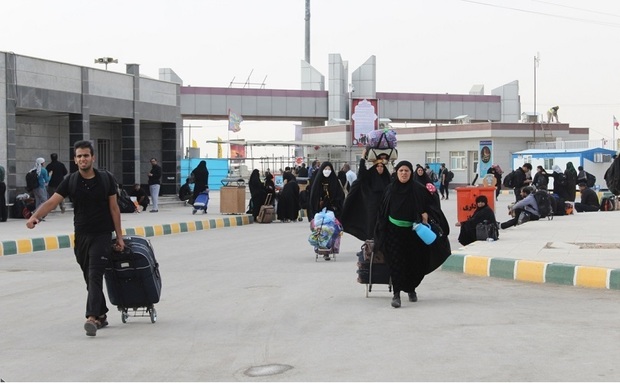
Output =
[{"x1": 2, "y1": 190, "x2": 620, "y2": 291}]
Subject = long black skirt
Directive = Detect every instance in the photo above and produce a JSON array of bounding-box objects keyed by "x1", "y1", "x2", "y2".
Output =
[{"x1": 384, "y1": 223, "x2": 429, "y2": 293}]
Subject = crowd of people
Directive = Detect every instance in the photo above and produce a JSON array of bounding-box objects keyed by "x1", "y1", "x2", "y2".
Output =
[{"x1": 7, "y1": 147, "x2": 620, "y2": 326}]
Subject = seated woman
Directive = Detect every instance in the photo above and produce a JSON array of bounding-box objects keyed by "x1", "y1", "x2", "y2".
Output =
[{"x1": 456, "y1": 195, "x2": 497, "y2": 246}]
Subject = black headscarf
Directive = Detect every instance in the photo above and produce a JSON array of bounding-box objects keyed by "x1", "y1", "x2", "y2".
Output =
[
  {"x1": 308, "y1": 161, "x2": 345, "y2": 219},
  {"x1": 341, "y1": 158, "x2": 391, "y2": 241},
  {"x1": 414, "y1": 163, "x2": 432, "y2": 184}
]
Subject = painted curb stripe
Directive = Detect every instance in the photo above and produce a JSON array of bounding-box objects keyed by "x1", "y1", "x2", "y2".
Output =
[
  {"x1": 0, "y1": 215, "x2": 253, "y2": 257},
  {"x1": 441, "y1": 253, "x2": 620, "y2": 290},
  {"x1": 575, "y1": 266, "x2": 608, "y2": 289},
  {"x1": 464, "y1": 255, "x2": 490, "y2": 276},
  {"x1": 515, "y1": 260, "x2": 546, "y2": 284}
]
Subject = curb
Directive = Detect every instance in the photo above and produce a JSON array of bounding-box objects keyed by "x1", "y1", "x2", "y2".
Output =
[
  {"x1": 0, "y1": 215, "x2": 252, "y2": 257},
  {"x1": 442, "y1": 252, "x2": 620, "y2": 290}
]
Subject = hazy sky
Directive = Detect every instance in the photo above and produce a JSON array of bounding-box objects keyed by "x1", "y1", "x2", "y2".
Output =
[{"x1": 3, "y1": 0, "x2": 620, "y2": 156}]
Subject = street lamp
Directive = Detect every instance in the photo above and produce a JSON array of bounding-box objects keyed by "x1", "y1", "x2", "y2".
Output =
[
  {"x1": 94, "y1": 57, "x2": 118, "y2": 70},
  {"x1": 533, "y1": 52, "x2": 540, "y2": 121}
]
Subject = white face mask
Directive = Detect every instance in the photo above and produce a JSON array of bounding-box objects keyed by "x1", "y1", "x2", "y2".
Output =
[{"x1": 322, "y1": 169, "x2": 332, "y2": 177}]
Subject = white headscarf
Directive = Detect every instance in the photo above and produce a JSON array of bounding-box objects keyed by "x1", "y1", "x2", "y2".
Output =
[
  {"x1": 33, "y1": 157, "x2": 45, "y2": 175},
  {"x1": 552, "y1": 164, "x2": 562, "y2": 174}
]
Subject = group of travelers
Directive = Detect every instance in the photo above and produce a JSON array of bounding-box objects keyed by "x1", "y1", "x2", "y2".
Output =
[{"x1": 455, "y1": 161, "x2": 607, "y2": 245}]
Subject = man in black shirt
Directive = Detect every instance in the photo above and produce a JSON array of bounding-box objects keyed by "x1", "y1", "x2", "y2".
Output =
[
  {"x1": 148, "y1": 158, "x2": 162, "y2": 213},
  {"x1": 513, "y1": 163, "x2": 533, "y2": 202},
  {"x1": 46, "y1": 153, "x2": 68, "y2": 213},
  {"x1": 26, "y1": 140, "x2": 125, "y2": 337},
  {"x1": 574, "y1": 182, "x2": 600, "y2": 212},
  {"x1": 129, "y1": 183, "x2": 150, "y2": 212}
]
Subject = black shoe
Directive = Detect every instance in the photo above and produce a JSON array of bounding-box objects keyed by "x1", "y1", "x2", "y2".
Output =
[
  {"x1": 391, "y1": 296, "x2": 401, "y2": 308},
  {"x1": 323, "y1": 255, "x2": 331, "y2": 261},
  {"x1": 408, "y1": 292, "x2": 418, "y2": 302}
]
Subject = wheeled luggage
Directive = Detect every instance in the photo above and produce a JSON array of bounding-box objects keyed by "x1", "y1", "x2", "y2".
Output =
[
  {"x1": 192, "y1": 190, "x2": 209, "y2": 214},
  {"x1": 105, "y1": 236, "x2": 161, "y2": 323},
  {"x1": 356, "y1": 240, "x2": 391, "y2": 297},
  {"x1": 256, "y1": 194, "x2": 275, "y2": 223},
  {"x1": 308, "y1": 209, "x2": 342, "y2": 261}
]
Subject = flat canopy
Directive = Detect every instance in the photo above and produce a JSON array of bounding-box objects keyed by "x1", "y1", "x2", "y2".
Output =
[{"x1": 205, "y1": 139, "x2": 346, "y2": 148}]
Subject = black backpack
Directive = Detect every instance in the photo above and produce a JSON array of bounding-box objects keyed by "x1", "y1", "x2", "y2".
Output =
[
  {"x1": 533, "y1": 190, "x2": 552, "y2": 219},
  {"x1": 25, "y1": 170, "x2": 39, "y2": 192},
  {"x1": 585, "y1": 172, "x2": 596, "y2": 188},
  {"x1": 445, "y1": 170, "x2": 454, "y2": 183},
  {"x1": 503, "y1": 170, "x2": 516, "y2": 188}
]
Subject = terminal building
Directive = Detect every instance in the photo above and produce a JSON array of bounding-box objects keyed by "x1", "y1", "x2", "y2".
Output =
[{"x1": 0, "y1": 51, "x2": 601, "y2": 203}]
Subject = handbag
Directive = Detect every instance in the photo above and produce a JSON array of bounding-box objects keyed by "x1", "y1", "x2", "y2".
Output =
[{"x1": 475, "y1": 220, "x2": 499, "y2": 241}]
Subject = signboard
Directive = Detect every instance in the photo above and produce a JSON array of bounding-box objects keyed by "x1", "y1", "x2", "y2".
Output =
[
  {"x1": 479, "y1": 140, "x2": 493, "y2": 176},
  {"x1": 351, "y1": 98, "x2": 378, "y2": 146}
]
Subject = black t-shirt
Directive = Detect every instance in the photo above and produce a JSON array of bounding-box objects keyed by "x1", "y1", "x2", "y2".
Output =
[
  {"x1": 56, "y1": 171, "x2": 117, "y2": 234},
  {"x1": 130, "y1": 187, "x2": 148, "y2": 201},
  {"x1": 46, "y1": 161, "x2": 68, "y2": 187}
]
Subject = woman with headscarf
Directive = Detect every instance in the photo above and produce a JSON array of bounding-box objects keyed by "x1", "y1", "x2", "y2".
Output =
[
  {"x1": 248, "y1": 169, "x2": 267, "y2": 220},
  {"x1": 31, "y1": 157, "x2": 50, "y2": 210},
  {"x1": 374, "y1": 161, "x2": 451, "y2": 308},
  {"x1": 550, "y1": 164, "x2": 569, "y2": 201},
  {"x1": 308, "y1": 161, "x2": 345, "y2": 221},
  {"x1": 565, "y1": 162, "x2": 578, "y2": 202},
  {"x1": 264, "y1": 171, "x2": 276, "y2": 197},
  {"x1": 456, "y1": 195, "x2": 497, "y2": 246},
  {"x1": 190, "y1": 160, "x2": 209, "y2": 202},
  {"x1": 341, "y1": 154, "x2": 391, "y2": 241},
  {"x1": 487, "y1": 166, "x2": 502, "y2": 200},
  {"x1": 277, "y1": 172, "x2": 300, "y2": 222}
]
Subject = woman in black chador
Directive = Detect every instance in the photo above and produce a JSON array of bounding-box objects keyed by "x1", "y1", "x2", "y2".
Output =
[
  {"x1": 247, "y1": 169, "x2": 267, "y2": 220},
  {"x1": 341, "y1": 155, "x2": 391, "y2": 241},
  {"x1": 190, "y1": 160, "x2": 209, "y2": 202},
  {"x1": 456, "y1": 195, "x2": 497, "y2": 246},
  {"x1": 308, "y1": 161, "x2": 345, "y2": 220},
  {"x1": 374, "y1": 161, "x2": 451, "y2": 308},
  {"x1": 277, "y1": 172, "x2": 300, "y2": 222}
]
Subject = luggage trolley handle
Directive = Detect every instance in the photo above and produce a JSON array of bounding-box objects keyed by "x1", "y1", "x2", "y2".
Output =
[{"x1": 264, "y1": 193, "x2": 273, "y2": 206}]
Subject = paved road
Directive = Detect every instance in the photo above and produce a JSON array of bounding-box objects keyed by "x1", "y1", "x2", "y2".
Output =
[{"x1": 2, "y1": 214, "x2": 620, "y2": 381}]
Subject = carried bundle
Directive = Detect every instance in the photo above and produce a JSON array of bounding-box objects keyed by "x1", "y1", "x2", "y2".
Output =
[
  {"x1": 308, "y1": 208, "x2": 342, "y2": 249},
  {"x1": 365, "y1": 128, "x2": 398, "y2": 162}
]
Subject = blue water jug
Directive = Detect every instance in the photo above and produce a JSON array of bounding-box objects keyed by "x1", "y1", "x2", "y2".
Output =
[{"x1": 412, "y1": 222, "x2": 437, "y2": 245}]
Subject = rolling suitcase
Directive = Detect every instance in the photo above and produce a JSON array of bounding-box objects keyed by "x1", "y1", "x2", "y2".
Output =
[
  {"x1": 256, "y1": 194, "x2": 275, "y2": 223},
  {"x1": 356, "y1": 240, "x2": 391, "y2": 296},
  {"x1": 192, "y1": 190, "x2": 209, "y2": 214},
  {"x1": 105, "y1": 236, "x2": 161, "y2": 323}
]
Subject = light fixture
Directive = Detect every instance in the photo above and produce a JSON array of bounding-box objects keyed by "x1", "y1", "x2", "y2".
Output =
[{"x1": 94, "y1": 57, "x2": 118, "y2": 70}]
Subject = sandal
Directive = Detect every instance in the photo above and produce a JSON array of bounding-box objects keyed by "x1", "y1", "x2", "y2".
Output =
[
  {"x1": 97, "y1": 315, "x2": 108, "y2": 329},
  {"x1": 84, "y1": 318, "x2": 98, "y2": 336}
]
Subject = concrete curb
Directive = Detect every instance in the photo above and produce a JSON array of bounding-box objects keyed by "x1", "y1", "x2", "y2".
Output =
[
  {"x1": 442, "y1": 252, "x2": 620, "y2": 290},
  {"x1": 0, "y1": 215, "x2": 252, "y2": 257}
]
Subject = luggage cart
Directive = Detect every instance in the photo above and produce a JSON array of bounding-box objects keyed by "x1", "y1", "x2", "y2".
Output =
[
  {"x1": 309, "y1": 216, "x2": 342, "y2": 261},
  {"x1": 356, "y1": 240, "x2": 392, "y2": 297}
]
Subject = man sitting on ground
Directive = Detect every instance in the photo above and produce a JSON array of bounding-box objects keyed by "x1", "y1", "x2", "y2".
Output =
[
  {"x1": 574, "y1": 182, "x2": 600, "y2": 212},
  {"x1": 129, "y1": 183, "x2": 149, "y2": 212},
  {"x1": 501, "y1": 186, "x2": 539, "y2": 229}
]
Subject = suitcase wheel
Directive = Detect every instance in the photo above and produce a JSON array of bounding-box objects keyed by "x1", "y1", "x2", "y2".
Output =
[{"x1": 121, "y1": 309, "x2": 128, "y2": 323}]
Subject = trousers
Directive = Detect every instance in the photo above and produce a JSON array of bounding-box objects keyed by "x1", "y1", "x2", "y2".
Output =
[{"x1": 75, "y1": 232, "x2": 112, "y2": 318}]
